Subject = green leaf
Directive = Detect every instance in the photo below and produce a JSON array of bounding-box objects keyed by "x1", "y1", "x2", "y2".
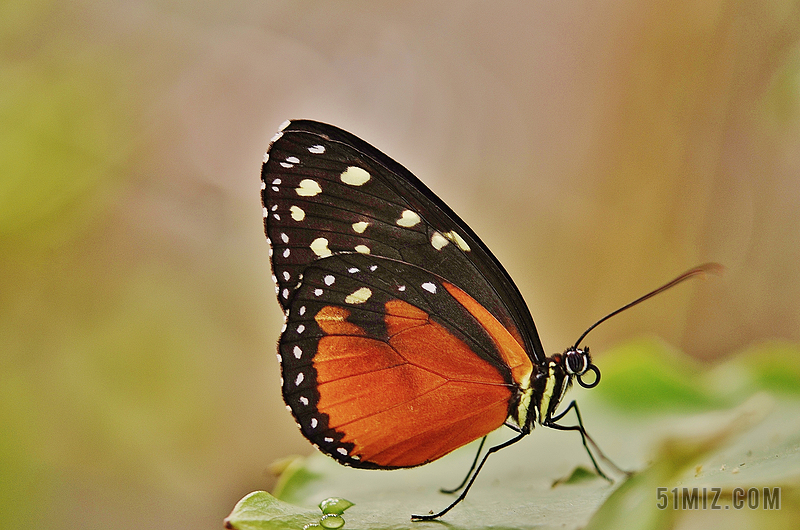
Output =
[
  {"x1": 272, "y1": 455, "x2": 325, "y2": 505},
  {"x1": 224, "y1": 491, "x2": 319, "y2": 530},
  {"x1": 551, "y1": 465, "x2": 601, "y2": 487},
  {"x1": 705, "y1": 340, "x2": 800, "y2": 397},
  {"x1": 595, "y1": 337, "x2": 721, "y2": 411}
]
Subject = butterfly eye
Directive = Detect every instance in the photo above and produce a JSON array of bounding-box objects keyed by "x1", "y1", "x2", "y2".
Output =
[
  {"x1": 567, "y1": 347, "x2": 601, "y2": 389},
  {"x1": 564, "y1": 348, "x2": 589, "y2": 375}
]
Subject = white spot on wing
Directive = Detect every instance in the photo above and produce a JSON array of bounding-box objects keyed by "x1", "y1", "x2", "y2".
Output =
[
  {"x1": 324, "y1": 275, "x2": 335, "y2": 286},
  {"x1": 308, "y1": 144, "x2": 325, "y2": 154},
  {"x1": 260, "y1": 181, "x2": 266, "y2": 190},
  {"x1": 285, "y1": 156, "x2": 300, "y2": 164},
  {"x1": 282, "y1": 271, "x2": 290, "y2": 281},
  {"x1": 300, "y1": 396, "x2": 309, "y2": 405},
  {"x1": 283, "y1": 248, "x2": 290, "y2": 258},
  {"x1": 262, "y1": 207, "x2": 268, "y2": 219},
  {"x1": 422, "y1": 282, "x2": 437, "y2": 294},
  {"x1": 351, "y1": 221, "x2": 369, "y2": 233},
  {"x1": 396, "y1": 210, "x2": 421, "y2": 227},
  {"x1": 281, "y1": 233, "x2": 289, "y2": 243},
  {"x1": 445, "y1": 231, "x2": 471, "y2": 251},
  {"x1": 263, "y1": 152, "x2": 270, "y2": 163},
  {"x1": 280, "y1": 161, "x2": 294, "y2": 168},
  {"x1": 295, "y1": 372, "x2": 304, "y2": 386},
  {"x1": 290, "y1": 205, "x2": 305, "y2": 221},
  {"x1": 345, "y1": 287, "x2": 372, "y2": 304},
  {"x1": 347, "y1": 267, "x2": 360, "y2": 274},
  {"x1": 313, "y1": 288, "x2": 323, "y2": 297},
  {"x1": 310, "y1": 417, "x2": 318, "y2": 428},
  {"x1": 340, "y1": 166, "x2": 371, "y2": 186},
  {"x1": 310, "y1": 237, "x2": 332, "y2": 257},
  {"x1": 296, "y1": 179, "x2": 322, "y2": 197},
  {"x1": 299, "y1": 306, "x2": 306, "y2": 316},
  {"x1": 293, "y1": 345, "x2": 302, "y2": 359},
  {"x1": 270, "y1": 130, "x2": 284, "y2": 144},
  {"x1": 337, "y1": 447, "x2": 348, "y2": 455},
  {"x1": 296, "y1": 324, "x2": 305, "y2": 334},
  {"x1": 431, "y1": 232, "x2": 449, "y2": 250},
  {"x1": 354, "y1": 245, "x2": 370, "y2": 254}
]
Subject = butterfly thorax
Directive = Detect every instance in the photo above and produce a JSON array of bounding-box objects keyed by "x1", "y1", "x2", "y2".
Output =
[{"x1": 512, "y1": 347, "x2": 593, "y2": 431}]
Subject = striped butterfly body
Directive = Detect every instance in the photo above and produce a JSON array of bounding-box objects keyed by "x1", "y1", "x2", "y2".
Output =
[{"x1": 261, "y1": 120, "x2": 611, "y2": 519}]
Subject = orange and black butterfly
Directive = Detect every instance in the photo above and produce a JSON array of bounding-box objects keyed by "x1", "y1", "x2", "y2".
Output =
[{"x1": 260, "y1": 120, "x2": 716, "y2": 519}]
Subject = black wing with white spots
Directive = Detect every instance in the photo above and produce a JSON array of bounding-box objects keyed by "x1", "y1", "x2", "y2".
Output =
[{"x1": 261, "y1": 120, "x2": 545, "y2": 363}]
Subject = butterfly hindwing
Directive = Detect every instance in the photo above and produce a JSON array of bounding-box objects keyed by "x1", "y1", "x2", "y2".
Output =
[
  {"x1": 278, "y1": 252, "x2": 519, "y2": 468},
  {"x1": 262, "y1": 120, "x2": 545, "y2": 362}
]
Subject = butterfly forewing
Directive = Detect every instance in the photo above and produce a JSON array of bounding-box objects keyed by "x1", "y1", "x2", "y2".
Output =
[{"x1": 262, "y1": 120, "x2": 545, "y2": 362}]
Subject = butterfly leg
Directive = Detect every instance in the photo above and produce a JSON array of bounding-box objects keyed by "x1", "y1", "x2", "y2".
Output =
[
  {"x1": 411, "y1": 432, "x2": 527, "y2": 521},
  {"x1": 441, "y1": 421, "x2": 522, "y2": 495},
  {"x1": 545, "y1": 400, "x2": 630, "y2": 481},
  {"x1": 439, "y1": 436, "x2": 487, "y2": 495}
]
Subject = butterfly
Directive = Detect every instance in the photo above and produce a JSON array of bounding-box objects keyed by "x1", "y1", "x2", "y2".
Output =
[{"x1": 260, "y1": 120, "x2": 717, "y2": 519}]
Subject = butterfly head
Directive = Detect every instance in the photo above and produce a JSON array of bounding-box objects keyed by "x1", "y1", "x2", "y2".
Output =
[
  {"x1": 563, "y1": 346, "x2": 601, "y2": 389},
  {"x1": 535, "y1": 347, "x2": 600, "y2": 426}
]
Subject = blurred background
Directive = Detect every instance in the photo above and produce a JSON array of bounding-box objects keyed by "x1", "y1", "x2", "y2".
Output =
[{"x1": 2, "y1": 1, "x2": 799, "y2": 528}]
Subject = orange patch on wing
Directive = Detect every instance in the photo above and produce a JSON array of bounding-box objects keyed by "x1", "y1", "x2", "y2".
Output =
[
  {"x1": 313, "y1": 298, "x2": 511, "y2": 468},
  {"x1": 384, "y1": 298, "x2": 428, "y2": 322},
  {"x1": 442, "y1": 282, "x2": 532, "y2": 384},
  {"x1": 314, "y1": 336, "x2": 407, "y2": 384},
  {"x1": 314, "y1": 305, "x2": 366, "y2": 335},
  {"x1": 338, "y1": 380, "x2": 510, "y2": 466},
  {"x1": 385, "y1": 299, "x2": 510, "y2": 384}
]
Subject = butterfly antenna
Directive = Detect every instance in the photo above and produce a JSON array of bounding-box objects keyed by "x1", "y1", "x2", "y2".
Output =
[{"x1": 572, "y1": 262, "x2": 724, "y2": 350}]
